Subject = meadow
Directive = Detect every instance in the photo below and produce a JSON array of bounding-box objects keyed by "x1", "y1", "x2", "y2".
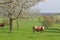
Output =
[{"x1": 0, "y1": 17, "x2": 60, "y2": 40}]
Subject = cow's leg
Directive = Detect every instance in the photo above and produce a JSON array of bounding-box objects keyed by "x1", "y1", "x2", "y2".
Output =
[{"x1": 40, "y1": 29, "x2": 43, "y2": 33}]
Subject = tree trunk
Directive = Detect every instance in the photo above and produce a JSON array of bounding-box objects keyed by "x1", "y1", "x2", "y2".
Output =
[
  {"x1": 9, "y1": 18, "x2": 13, "y2": 32},
  {"x1": 16, "y1": 18, "x2": 19, "y2": 29}
]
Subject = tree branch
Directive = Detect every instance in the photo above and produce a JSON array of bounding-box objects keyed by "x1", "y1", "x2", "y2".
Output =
[
  {"x1": 16, "y1": 0, "x2": 27, "y2": 19},
  {"x1": 0, "y1": 1, "x2": 14, "y2": 4}
]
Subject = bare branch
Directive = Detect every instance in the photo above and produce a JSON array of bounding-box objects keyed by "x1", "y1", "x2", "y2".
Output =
[{"x1": 16, "y1": 0, "x2": 27, "y2": 18}]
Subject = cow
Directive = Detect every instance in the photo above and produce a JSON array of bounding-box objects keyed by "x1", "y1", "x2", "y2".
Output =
[
  {"x1": 33, "y1": 26, "x2": 44, "y2": 33},
  {"x1": 0, "y1": 23, "x2": 5, "y2": 27}
]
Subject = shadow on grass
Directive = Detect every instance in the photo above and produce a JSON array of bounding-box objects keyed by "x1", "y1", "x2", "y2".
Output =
[
  {"x1": 47, "y1": 34, "x2": 60, "y2": 37},
  {"x1": 47, "y1": 28, "x2": 60, "y2": 30},
  {"x1": 45, "y1": 30, "x2": 60, "y2": 33},
  {"x1": 0, "y1": 28, "x2": 8, "y2": 33},
  {"x1": 0, "y1": 27, "x2": 18, "y2": 34},
  {"x1": 45, "y1": 28, "x2": 60, "y2": 33}
]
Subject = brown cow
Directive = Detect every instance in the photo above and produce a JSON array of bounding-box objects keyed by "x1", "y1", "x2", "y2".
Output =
[
  {"x1": 0, "y1": 23, "x2": 5, "y2": 27},
  {"x1": 33, "y1": 26, "x2": 44, "y2": 33}
]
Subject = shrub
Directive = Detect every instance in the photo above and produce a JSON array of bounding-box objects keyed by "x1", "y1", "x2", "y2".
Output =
[{"x1": 42, "y1": 16, "x2": 55, "y2": 28}]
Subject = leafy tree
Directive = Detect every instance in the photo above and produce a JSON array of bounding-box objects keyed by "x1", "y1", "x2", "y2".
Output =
[
  {"x1": 0, "y1": 0, "x2": 45, "y2": 32},
  {"x1": 42, "y1": 16, "x2": 55, "y2": 28}
]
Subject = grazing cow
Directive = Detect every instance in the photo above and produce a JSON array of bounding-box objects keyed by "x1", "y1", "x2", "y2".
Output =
[
  {"x1": 33, "y1": 26, "x2": 44, "y2": 33},
  {"x1": 0, "y1": 23, "x2": 5, "y2": 27}
]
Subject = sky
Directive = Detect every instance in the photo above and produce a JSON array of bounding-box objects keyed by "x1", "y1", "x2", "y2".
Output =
[{"x1": 31, "y1": 0, "x2": 60, "y2": 13}]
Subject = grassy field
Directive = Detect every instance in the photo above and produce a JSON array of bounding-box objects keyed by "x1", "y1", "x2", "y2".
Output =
[{"x1": 0, "y1": 18, "x2": 60, "y2": 40}]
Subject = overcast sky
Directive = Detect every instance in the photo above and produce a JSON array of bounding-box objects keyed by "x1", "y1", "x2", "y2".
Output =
[{"x1": 31, "y1": 0, "x2": 60, "y2": 13}]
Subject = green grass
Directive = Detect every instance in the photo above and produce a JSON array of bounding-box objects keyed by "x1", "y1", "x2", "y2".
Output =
[{"x1": 0, "y1": 19, "x2": 60, "y2": 40}]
